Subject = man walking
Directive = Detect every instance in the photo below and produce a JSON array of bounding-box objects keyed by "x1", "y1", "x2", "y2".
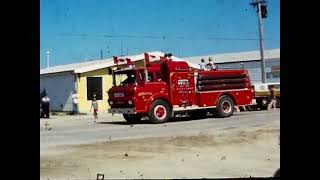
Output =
[
  {"x1": 41, "y1": 94, "x2": 50, "y2": 118},
  {"x1": 72, "y1": 90, "x2": 79, "y2": 115}
]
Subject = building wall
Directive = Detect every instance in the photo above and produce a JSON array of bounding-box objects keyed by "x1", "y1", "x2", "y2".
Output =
[
  {"x1": 216, "y1": 58, "x2": 280, "y2": 83},
  {"x1": 134, "y1": 60, "x2": 145, "y2": 67},
  {"x1": 77, "y1": 68, "x2": 113, "y2": 113},
  {"x1": 39, "y1": 60, "x2": 147, "y2": 113},
  {"x1": 76, "y1": 60, "x2": 146, "y2": 113},
  {"x1": 40, "y1": 72, "x2": 75, "y2": 111}
]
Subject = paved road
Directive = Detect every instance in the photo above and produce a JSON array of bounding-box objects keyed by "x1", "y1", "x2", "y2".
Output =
[{"x1": 40, "y1": 110, "x2": 280, "y2": 153}]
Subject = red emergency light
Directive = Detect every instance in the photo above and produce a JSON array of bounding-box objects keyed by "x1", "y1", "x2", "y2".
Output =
[
  {"x1": 160, "y1": 56, "x2": 167, "y2": 62},
  {"x1": 126, "y1": 58, "x2": 134, "y2": 65}
]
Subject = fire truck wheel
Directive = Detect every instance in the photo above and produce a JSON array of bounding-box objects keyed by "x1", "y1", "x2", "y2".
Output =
[
  {"x1": 216, "y1": 95, "x2": 234, "y2": 118},
  {"x1": 149, "y1": 100, "x2": 171, "y2": 124},
  {"x1": 123, "y1": 114, "x2": 141, "y2": 124}
]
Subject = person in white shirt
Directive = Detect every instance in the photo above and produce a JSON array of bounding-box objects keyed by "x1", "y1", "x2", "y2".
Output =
[
  {"x1": 90, "y1": 95, "x2": 98, "y2": 123},
  {"x1": 199, "y1": 59, "x2": 206, "y2": 70},
  {"x1": 41, "y1": 95, "x2": 50, "y2": 118},
  {"x1": 206, "y1": 57, "x2": 217, "y2": 70},
  {"x1": 72, "y1": 90, "x2": 79, "y2": 115}
]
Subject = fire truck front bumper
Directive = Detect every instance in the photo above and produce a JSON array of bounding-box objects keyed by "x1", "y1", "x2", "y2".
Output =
[{"x1": 108, "y1": 108, "x2": 136, "y2": 114}]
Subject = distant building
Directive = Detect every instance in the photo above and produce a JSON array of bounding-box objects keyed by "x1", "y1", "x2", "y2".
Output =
[{"x1": 184, "y1": 49, "x2": 280, "y2": 83}]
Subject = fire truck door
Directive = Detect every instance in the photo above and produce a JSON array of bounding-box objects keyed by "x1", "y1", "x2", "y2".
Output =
[{"x1": 171, "y1": 73, "x2": 196, "y2": 107}]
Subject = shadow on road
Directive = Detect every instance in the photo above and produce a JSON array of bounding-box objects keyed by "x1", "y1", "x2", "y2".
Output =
[
  {"x1": 97, "y1": 110, "x2": 268, "y2": 126},
  {"x1": 97, "y1": 121, "x2": 136, "y2": 125},
  {"x1": 98, "y1": 115, "x2": 221, "y2": 125}
]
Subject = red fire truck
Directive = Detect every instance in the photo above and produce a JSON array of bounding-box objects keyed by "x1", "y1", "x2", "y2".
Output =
[{"x1": 108, "y1": 53, "x2": 255, "y2": 124}]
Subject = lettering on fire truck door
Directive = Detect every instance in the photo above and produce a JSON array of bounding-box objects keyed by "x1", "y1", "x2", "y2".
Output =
[{"x1": 171, "y1": 73, "x2": 196, "y2": 106}]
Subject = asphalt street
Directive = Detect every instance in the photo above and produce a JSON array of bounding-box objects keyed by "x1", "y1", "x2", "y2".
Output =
[{"x1": 40, "y1": 110, "x2": 280, "y2": 153}]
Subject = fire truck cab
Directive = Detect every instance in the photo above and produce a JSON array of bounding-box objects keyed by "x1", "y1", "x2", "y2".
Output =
[{"x1": 108, "y1": 53, "x2": 255, "y2": 124}]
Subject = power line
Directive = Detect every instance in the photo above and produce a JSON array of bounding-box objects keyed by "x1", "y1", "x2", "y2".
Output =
[
  {"x1": 58, "y1": 33, "x2": 271, "y2": 41},
  {"x1": 207, "y1": 37, "x2": 262, "y2": 41}
]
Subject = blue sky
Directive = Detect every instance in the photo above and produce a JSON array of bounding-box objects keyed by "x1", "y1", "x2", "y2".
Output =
[{"x1": 40, "y1": 0, "x2": 280, "y2": 68}]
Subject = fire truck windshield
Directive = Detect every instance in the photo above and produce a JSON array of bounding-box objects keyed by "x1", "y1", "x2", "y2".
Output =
[{"x1": 114, "y1": 70, "x2": 137, "y2": 86}]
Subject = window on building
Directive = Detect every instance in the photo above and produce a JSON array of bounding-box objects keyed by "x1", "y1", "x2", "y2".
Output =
[
  {"x1": 273, "y1": 72, "x2": 280, "y2": 78},
  {"x1": 87, "y1": 77, "x2": 103, "y2": 100},
  {"x1": 266, "y1": 72, "x2": 280, "y2": 79},
  {"x1": 266, "y1": 72, "x2": 272, "y2": 79}
]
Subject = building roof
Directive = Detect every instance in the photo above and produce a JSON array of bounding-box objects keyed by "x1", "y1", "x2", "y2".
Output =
[
  {"x1": 40, "y1": 51, "x2": 199, "y2": 75},
  {"x1": 183, "y1": 48, "x2": 280, "y2": 65},
  {"x1": 40, "y1": 49, "x2": 280, "y2": 75}
]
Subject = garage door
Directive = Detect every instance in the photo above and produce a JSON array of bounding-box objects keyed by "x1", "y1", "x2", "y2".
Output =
[{"x1": 40, "y1": 72, "x2": 75, "y2": 111}]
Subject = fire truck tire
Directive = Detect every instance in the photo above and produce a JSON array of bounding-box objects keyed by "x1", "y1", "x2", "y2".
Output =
[
  {"x1": 149, "y1": 100, "x2": 171, "y2": 124},
  {"x1": 123, "y1": 114, "x2": 141, "y2": 124},
  {"x1": 216, "y1": 95, "x2": 234, "y2": 118}
]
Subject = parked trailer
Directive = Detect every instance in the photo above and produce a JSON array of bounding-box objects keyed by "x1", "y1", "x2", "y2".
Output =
[{"x1": 252, "y1": 82, "x2": 280, "y2": 109}]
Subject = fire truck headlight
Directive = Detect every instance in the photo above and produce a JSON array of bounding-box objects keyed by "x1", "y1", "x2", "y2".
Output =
[
  {"x1": 110, "y1": 101, "x2": 113, "y2": 105},
  {"x1": 128, "y1": 100, "x2": 133, "y2": 105}
]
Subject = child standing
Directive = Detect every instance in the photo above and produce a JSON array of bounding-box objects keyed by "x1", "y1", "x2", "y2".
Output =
[
  {"x1": 91, "y1": 97, "x2": 98, "y2": 122},
  {"x1": 267, "y1": 85, "x2": 277, "y2": 110}
]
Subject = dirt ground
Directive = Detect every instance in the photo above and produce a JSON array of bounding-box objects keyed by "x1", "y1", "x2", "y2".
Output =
[{"x1": 40, "y1": 120, "x2": 280, "y2": 180}]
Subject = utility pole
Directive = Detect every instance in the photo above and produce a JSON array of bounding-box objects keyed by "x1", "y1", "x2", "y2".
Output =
[
  {"x1": 250, "y1": 0, "x2": 268, "y2": 83},
  {"x1": 46, "y1": 50, "x2": 50, "y2": 69}
]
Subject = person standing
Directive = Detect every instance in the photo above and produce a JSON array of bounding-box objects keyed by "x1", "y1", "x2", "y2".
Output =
[
  {"x1": 199, "y1": 59, "x2": 206, "y2": 70},
  {"x1": 267, "y1": 85, "x2": 277, "y2": 110},
  {"x1": 72, "y1": 90, "x2": 79, "y2": 115},
  {"x1": 167, "y1": 53, "x2": 173, "y2": 61},
  {"x1": 207, "y1": 57, "x2": 216, "y2": 70},
  {"x1": 41, "y1": 95, "x2": 50, "y2": 118},
  {"x1": 91, "y1": 97, "x2": 98, "y2": 123}
]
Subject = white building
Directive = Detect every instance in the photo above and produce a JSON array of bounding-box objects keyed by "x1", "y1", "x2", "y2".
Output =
[{"x1": 183, "y1": 48, "x2": 280, "y2": 83}]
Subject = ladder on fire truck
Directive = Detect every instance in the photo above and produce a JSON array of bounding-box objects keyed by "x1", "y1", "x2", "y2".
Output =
[{"x1": 112, "y1": 52, "x2": 174, "y2": 82}]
